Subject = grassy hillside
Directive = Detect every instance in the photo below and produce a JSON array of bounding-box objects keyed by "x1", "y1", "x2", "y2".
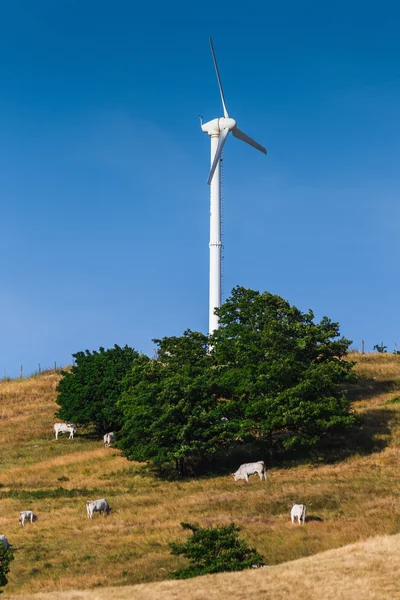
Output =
[
  {"x1": 1, "y1": 354, "x2": 400, "y2": 596},
  {"x1": 9, "y1": 533, "x2": 400, "y2": 600}
]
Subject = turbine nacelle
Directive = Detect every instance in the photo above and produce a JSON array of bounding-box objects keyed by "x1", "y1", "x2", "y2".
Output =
[{"x1": 201, "y1": 117, "x2": 237, "y2": 136}]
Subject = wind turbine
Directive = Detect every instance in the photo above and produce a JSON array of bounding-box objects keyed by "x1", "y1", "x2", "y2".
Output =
[{"x1": 201, "y1": 37, "x2": 267, "y2": 336}]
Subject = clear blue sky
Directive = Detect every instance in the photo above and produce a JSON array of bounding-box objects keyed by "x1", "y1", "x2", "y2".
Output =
[{"x1": 1, "y1": 0, "x2": 399, "y2": 376}]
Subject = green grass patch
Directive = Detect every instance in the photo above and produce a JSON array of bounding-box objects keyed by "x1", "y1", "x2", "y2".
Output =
[{"x1": 0, "y1": 487, "x2": 121, "y2": 500}]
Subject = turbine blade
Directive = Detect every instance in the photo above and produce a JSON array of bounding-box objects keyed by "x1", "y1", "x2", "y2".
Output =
[
  {"x1": 232, "y1": 127, "x2": 267, "y2": 154},
  {"x1": 209, "y1": 37, "x2": 229, "y2": 119},
  {"x1": 208, "y1": 128, "x2": 229, "y2": 185}
]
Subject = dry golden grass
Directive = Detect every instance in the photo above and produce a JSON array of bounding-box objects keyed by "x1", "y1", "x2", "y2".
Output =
[
  {"x1": 1, "y1": 354, "x2": 400, "y2": 598},
  {"x1": 8, "y1": 533, "x2": 400, "y2": 600}
]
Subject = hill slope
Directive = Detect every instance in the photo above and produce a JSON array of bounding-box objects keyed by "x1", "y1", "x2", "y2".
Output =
[
  {"x1": 8, "y1": 533, "x2": 400, "y2": 600},
  {"x1": 1, "y1": 354, "x2": 400, "y2": 597}
]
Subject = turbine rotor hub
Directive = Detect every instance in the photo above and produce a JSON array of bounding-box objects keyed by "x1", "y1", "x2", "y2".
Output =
[
  {"x1": 201, "y1": 117, "x2": 237, "y2": 136},
  {"x1": 219, "y1": 117, "x2": 236, "y2": 131}
]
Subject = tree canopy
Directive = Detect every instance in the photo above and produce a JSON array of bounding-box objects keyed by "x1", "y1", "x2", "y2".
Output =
[
  {"x1": 117, "y1": 287, "x2": 355, "y2": 471},
  {"x1": 210, "y1": 286, "x2": 355, "y2": 449},
  {"x1": 117, "y1": 331, "x2": 231, "y2": 473},
  {"x1": 56, "y1": 344, "x2": 139, "y2": 434}
]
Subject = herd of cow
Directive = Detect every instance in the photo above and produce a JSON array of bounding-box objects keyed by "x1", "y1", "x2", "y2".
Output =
[
  {"x1": 0, "y1": 424, "x2": 117, "y2": 554},
  {"x1": 0, "y1": 425, "x2": 307, "y2": 562},
  {"x1": 52, "y1": 422, "x2": 115, "y2": 447}
]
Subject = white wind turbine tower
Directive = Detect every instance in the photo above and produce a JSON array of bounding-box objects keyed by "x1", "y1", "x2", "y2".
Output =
[{"x1": 201, "y1": 37, "x2": 267, "y2": 336}]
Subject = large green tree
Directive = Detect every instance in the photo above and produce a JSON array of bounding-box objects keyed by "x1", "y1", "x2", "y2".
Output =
[
  {"x1": 117, "y1": 331, "x2": 232, "y2": 474},
  {"x1": 210, "y1": 286, "x2": 355, "y2": 449},
  {"x1": 56, "y1": 345, "x2": 139, "y2": 434},
  {"x1": 117, "y1": 287, "x2": 356, "y2": 472}
]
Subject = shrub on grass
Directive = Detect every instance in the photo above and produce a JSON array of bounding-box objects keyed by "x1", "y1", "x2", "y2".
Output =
[
  {"x1": 373, "y1": 342, "x2": 387, "y2": 353},
  {"x1": 0, "y1": 545, "x2": 14, "y2": 593},
  {"x1": 170, "y1": 522, "x2": 264, "y2": 579}
]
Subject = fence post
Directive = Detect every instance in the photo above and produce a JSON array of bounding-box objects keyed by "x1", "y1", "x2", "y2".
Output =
[
  {"x1": 38, "y1": 364, "x2": 41, "y2": 375},
  {"x1": 361, "y1": 340, "x2": 365, "y2": 355},
  {"x1": 20, "y1": 365, "x2": 23, "y2": 379},
  {"x1": 54, "y1": 361, "x2": 57, "y2": 372}
]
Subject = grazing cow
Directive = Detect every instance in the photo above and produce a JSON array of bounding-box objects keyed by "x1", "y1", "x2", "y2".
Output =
[
  {"x1": 103, "y1": 432, "x2": 116, "y2": 447},
  {"x1": 291, "y1": 504, "x2": 306, "y2": 525},
  {"x1": 19, "y1": 510, "x2": 37, "y2": 527},
  {"x1": 0, "y1": 535, "x2": 9, "y2": 550},
  {"x1": 53, "y1": 423, "x2": 77, "y2": 440},
  {"x1": 232, "y1": 461, "x2": 267, "y2": 483},
  {"x1": 86, "y1": 498, "x2": 111, "y2": 519}
]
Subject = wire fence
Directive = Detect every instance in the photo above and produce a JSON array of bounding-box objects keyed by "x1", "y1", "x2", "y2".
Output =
[{"x1": 1, "y1": 360, "x2": 73, "y2": 382}]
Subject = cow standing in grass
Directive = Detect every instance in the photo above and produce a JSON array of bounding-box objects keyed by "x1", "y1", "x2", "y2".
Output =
[
  {"x1": 19, "y1": 510, "x2": 37, "y2": 527},
  {"x1": 291, "y1": 504, "x2": 306, "y2": 525},
  {"x1": 232, "y1": 461, "x2": 267, "y2": 483},
  {"x1": 53, "y1": 423, "x2": 77, "y2": 439},
  {"x1": 103, "y1": 432, "x2": 115, "y2": 447},
  {"x1": 86, "y1": 499, "x2": 111, "y2": 519}
]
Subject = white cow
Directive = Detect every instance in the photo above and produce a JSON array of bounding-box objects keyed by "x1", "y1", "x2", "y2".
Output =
[
  {"x1": 291, "y1": 504, "x2": 306, "y2": 525},
  {"x1": 19, "y1": 510, "x2": 37, "y2": 527},
  {"x1": 232, "y1": 461, "x2": 267, "y2": 483},
  {"x1": 86, "y1": 498, "x2": 111, "y2": 519},
  {"x1": 0, "y1": 535, "x2": 9, "y2": 550},
  {"x1": 103, "y1": 432, "x2": 116, "y2": 447},
  {"x1": 53, "y1": 423, "x2": 77, "y2": 440}
]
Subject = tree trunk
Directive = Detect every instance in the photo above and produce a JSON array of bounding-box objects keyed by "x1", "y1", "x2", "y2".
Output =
[
  {"x1": 267, "y1": 432, "x2": 273, "y2": 466},
  {"x1": 179, "y1": 457, "x2": 188, "y2": 477}
]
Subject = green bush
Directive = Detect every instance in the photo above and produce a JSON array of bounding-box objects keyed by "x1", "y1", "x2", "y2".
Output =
[
  {"x1": 373, "y1": 342, "x2": 387, "y2": 353},
  {"x1": 56, "y1": 345, "x2": 139, "y2": 434},
  {"x1": 170, "y1": 522, "x2": 264, "y2": 579},
  {"x1": 0, "y1": 546, "x2": 14, "y2": 593}
]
